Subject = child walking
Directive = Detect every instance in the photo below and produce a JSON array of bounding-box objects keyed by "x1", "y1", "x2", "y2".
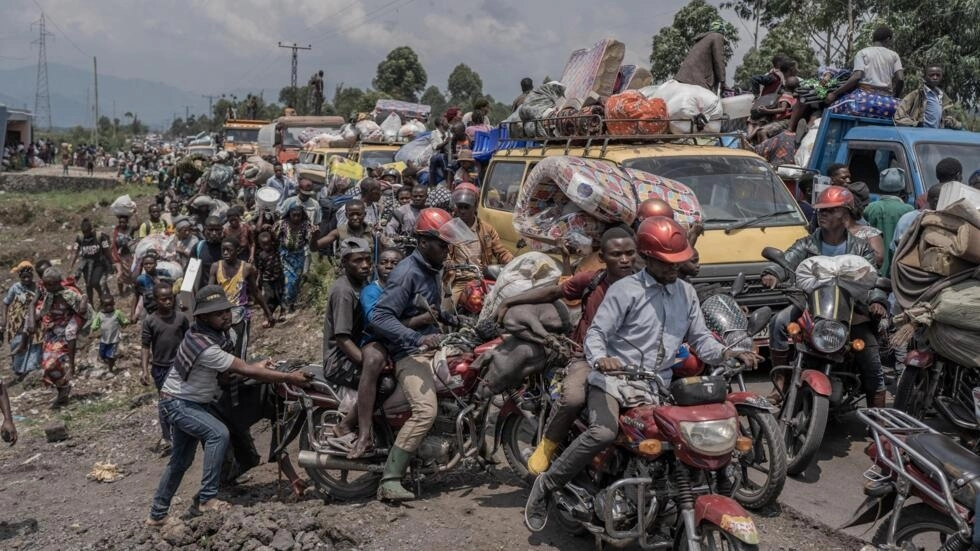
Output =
[{"x1": 88, "y1": 296, "x2": 129, "y2": 370}]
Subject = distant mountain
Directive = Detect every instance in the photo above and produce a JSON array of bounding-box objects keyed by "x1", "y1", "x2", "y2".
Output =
[{"x1": 0, "y1": 63, "x2": 212, "y2": 130}]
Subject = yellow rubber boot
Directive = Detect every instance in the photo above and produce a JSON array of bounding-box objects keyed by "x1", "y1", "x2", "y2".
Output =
[{"x1": 527, "y1": 438, "x2": 558, "y2": 475}]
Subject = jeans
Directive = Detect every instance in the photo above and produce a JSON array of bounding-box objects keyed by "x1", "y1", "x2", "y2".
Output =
[
  {"x1": 150, "y1": 365, "x2": 172, "y2": 442},
  {"x1": 769, "y1": 305, "x2": 885, "y2": 395},
  {"x1": 543, "y1": 360, "x2": 590, "y2": 443},
  {"x1": 149, "y1": 397, "x2": 230, "y2": 520},
  {"x1": 540, "y1": 387, "x2": 619, "y2": 493}
]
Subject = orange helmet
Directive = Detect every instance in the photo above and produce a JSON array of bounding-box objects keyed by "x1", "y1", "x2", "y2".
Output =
[
  {"x1": 813, "y1": 186, "x2": 855, "y2": 210},
  {"x1": 454, "y1": 182, "x2": 479, "y2": 194},
  {"x1": 636, "y1": 216, "x2": 694, "y2": 263},
  {"x1": 637, "y1": 198, "x2": 675, "y2": 221},
  {"x1": 414, "y1": 208, "x2": 454, "y2": 240}
]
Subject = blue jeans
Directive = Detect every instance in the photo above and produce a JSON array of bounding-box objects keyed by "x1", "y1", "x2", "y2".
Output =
[{"x1": 149, "y1": 397, "x2": 229, "y2": 520}]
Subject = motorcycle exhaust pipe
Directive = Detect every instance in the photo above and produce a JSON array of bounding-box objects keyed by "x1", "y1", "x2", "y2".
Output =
[{"x1": 297, "y1": 450, "x2": 384, "y2": 473}]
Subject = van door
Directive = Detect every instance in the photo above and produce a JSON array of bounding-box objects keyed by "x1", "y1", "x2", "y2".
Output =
[
  {"x1": 478, "y1": 159, "x2": 530, "y2": 254},
  {"x1": 845, "y1": 141, "x2": 911, "y2": 198}
]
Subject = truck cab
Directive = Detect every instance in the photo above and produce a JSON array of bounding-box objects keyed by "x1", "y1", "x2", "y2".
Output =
[
  {"x1": 222, "y1": 119, "x2": 270, "y2": 156},
  {"x1": 261, "y1": 116, "x2": 346, "y2": 164},
  {"x1": 806, "y1": 112, "x2": 980, "y2": 200}
]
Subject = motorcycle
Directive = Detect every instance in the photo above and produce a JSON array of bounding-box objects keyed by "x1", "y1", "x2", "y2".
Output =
[
  {"x1": 270, "y1": 322, "x2": 524, "y2": 500},
  {"x1": 761, "y1": 247, "x2": 891, "y2": 475},
  {"x1": 544, "y1": 368, "x2": 761, "y2": 550},
  {"x1": 843, "y1": 407, "x2": 979, "y2": 550},
  {"x1": 892, "y1": 329, "x2": 980, "y2": 453},
  {"x1": 450, "y1": 262, "x2": 501, "y2": 318}
]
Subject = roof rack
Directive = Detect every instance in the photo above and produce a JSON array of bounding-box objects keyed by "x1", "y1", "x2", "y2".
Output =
[{"x1": 473, "y1": 116, "x2": 751, "y2": 160}]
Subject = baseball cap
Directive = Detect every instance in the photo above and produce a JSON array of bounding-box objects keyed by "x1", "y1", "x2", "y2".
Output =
[{"x1": 338, "y1": 237, "x2": 371, "y2": 259}]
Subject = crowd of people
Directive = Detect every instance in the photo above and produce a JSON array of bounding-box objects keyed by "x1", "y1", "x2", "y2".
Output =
[{"x1": 0, "y1": 19, "x2": 977, "y2": 539}]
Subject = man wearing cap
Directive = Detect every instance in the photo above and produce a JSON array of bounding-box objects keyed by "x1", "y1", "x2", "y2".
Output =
[
  {"x1": 322, "y1": 238, "x2": 373, "y2": 434},
  {"x1": 371, "y1": 208, "x2": 470, "y2": 501},
  {"x1": 524, "y1": 217, "x2": 756, "y2": 532},
  {"x1": 862, "y1": 168, "x2": 914, "y2": 275},
  {"x1": 452, "y1": 149, "x2": 480, "y2": 186},
  {"x1": 445, "y1": 185, "x2": 513, "y2": 304},
  {"x1": 147, "y1": 285, "x2": 311, "y2": 527},
  {"x1": 2, "y1": 261, "x2": 42, "y2": 377}
]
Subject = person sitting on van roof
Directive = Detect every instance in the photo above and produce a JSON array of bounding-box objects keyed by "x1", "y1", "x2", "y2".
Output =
[
  {"x1": 673, "y1": 20, "x2": 728, "y2": 92},
  {"x1": 894, "y1": 64, "x2": 963, "y2": 130}
]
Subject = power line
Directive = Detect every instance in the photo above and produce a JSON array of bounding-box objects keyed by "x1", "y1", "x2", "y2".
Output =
[
  {"x1": 277, "y1": 42, "x2": 312, "y2": 91},
  {"x1": 32, "y1": 0, "x2": 88, "y2": 56}
]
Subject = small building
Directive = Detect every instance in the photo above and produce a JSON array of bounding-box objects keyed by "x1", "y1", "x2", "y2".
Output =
[{"x1": 0, "y1": 105, "x2": 34, "y2": 154}]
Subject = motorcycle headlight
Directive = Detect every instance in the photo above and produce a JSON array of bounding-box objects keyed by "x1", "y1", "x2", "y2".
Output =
[
  {"x1": 679, "y1": 418, "x2": 738, "y2": 456},
  {"x1": 811, "y1": 319, "x2": 848, "y2": 353}
]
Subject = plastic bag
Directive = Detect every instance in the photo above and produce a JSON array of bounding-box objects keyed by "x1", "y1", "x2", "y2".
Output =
[
  {"x1": 519, "y1": 82, "x2": 566, "y2": 137},
  {"x1": 394, "y1": 132, "x2": 436, "y2": 167},
  {"x1": 795, "y1": 255, "x2": 878, "y2": 295},
  {"x1": 355, "y1": 120, "x2": 384, "y2": 142},
  {"x1": 795, "y1": 117, "x2": 821, "y2": 167},
  {"x1": 380, "y1": 113, "x2": 402, "y2": 141},
  {"x1": 605, "y1": 91, "x2": 668, "y2": 135},
  {"x1": 110, "y1": 195, "x2": 137, "y2": 217},
  {"x1": 477, "y1": 252, "x2": 563, "y2": 324},
  {"x1": 399, "y1": 120, "x2": 426, "y2": 139},
  {"x1": 525, "y1": 209, "x2": 607, "y2": 254},
  {"x1": 325, "y1": 155, "x2": 364, "y2": 195},
  {"x1": 651, "y1": 80, "x2": 724, "y2": 135}
]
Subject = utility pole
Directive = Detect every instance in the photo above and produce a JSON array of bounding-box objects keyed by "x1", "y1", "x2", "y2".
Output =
[
  {"x1": 32, "y1": 13, "x2": 54, "y2": 130},
  {"x1": 93, "y1": 56, "x2": 99, "y2": 147},
  {"x1": 201, "y1": 94, "x2": 217, "y2": 117},
  {"x1": 184, "y1": 105, "x2": 191, "y2": 120},
  {"x1": 277, "y1": 41, "x2": 311, "y2": 108}
]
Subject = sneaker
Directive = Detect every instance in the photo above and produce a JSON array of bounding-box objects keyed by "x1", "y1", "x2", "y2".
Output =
[
  {"x1": 198, "y1": 498, "x2": 231, "y2": 513},
  {"x1": 524, "y1": 475, "x2": 550, "y2": 532}
]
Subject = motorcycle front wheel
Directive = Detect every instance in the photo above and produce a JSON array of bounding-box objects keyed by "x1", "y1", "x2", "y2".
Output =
[
  {"x1": 872, "y1": 503, "x2": 962, "y2": 550},
  {"x1": 783, "y1": 386, "x2": 829, "y2": 476},
  {"x1": 299, "y1": 406, "x2": 381, "y2": 500},
  {"x1": 731, "y1": 407, "x2": 786, "y2": 510},
  {"x1": 677, "y1": 523, "x2": 759, "y2": 551}
]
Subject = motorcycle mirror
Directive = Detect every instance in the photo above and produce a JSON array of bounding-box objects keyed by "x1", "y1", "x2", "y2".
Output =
[
  {"x1": 875, "y1": 277, "x2": 892, "y2": 293},
  {"x1": 761, "y1": 247, "x2": 793, "y2": 273},
  {"x1": 731, "y1": 273, "x2": 746, "y2": 297},
  {"x1": 746, "y1": 307, "x2": 773, "y2": 336}
]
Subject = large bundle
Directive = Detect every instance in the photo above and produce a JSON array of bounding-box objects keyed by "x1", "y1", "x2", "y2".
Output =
[
  {"x1": 379, "y1": 113, "x2": 402, "y2": 141},
  {"x1": 650, "y1": 80, "x2": 724, "y2": 134},
  {"x1": 372, "y1": 99, "x2": 431, "y2": 123},
  {"x1": 628, "y1": 169, "x2": 702, "y2": 226},
  {"x1": 605, "y1": 91, "x2": 668, "y2": 135},
  {"x1": 559, "y1": 39, "x2": 626, "y2": 100},
  {"x1": 242, "y1": 155, "x2": 274, "y2": 187},
  {"x1": 110, "y1": 194, "x2": 137, "y2": 217},
  {"x1": 517, "y1": 82, "x2": 567, "y2": 138},
  {"x1": 478, "y1": 253, "x2": 563, "y2": 324},
  {"x1": 514, "y1": 156, "x2": 638, "y2": 251},
  {"x1": 394, "y1": 132, "x2": 436, "y2": 167},
  {"x1": 355, "y1": 120, "x2": 384, "y2": 142}
]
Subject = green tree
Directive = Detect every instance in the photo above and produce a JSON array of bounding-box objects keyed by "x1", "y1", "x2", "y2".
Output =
[
  {"x1": 447, "y1": 63, "x2": 483, "y2": 108},
  {"x1": 373, "y1": 46, "x2": 428, "y2": 102},
  {"x1": 420, "y1": 85, "x2": 448, "y2": 121},
  {"x1": 734, "y1": 18, "x2": 819, "y2": 88},
  {"x1": 358, "y1": 90, "x2": 393, "y2": 113},
  {"x1": 649, "y1": 0, "x2": 740, "y2": 82},
  {"x1": 332, "y1": 85, "x2": 366, "y2": 120},
  {"x1": 279, "y1": 85, "x2": 311, "y2": 115}
]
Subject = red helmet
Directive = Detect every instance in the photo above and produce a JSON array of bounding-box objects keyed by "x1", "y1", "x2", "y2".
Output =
[
  {"x1": 813, "y1": 185, "x2": 855, "y2": 210},
  {"x1": 673, "y1": 350, "x2": 704, "y2": 378},
  {"x1": 415, "y1": 208, "x2": 454, "y2": 239},
  {"x1": 637, "y1": 198, "x2": 675, "y2": 221},
  {"x1": 454, "y1": 182, "x2": 479, "y2": 194},
  {"x1": 636, "y1": 216, "x2": 694, "y2": 263}
]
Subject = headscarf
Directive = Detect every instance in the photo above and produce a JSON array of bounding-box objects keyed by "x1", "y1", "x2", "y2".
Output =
[{"x1": 10, "y1": 260, "x2": 33, "y2": 274}]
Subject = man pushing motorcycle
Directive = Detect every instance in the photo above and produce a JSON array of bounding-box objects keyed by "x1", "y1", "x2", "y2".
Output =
[
  {"x1": 524, "y1": 216, "x2": 760, "y2": 532},
  {"x1": 369, "y1": 207, "x2": 472, "y2": 502},
  {"x1": 761, "y1": 186, "x2": 889, "y2": 408}
]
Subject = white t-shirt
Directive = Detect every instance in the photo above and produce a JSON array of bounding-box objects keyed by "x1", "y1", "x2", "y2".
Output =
[
  {"x1": 853, "y1": 46, "x2": 903, "y2": 92},
  {"x1": 161, "y1": 345, "x2": 235, "y2": 403}
]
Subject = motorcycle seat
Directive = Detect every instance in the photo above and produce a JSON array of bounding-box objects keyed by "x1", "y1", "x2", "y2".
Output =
[{"x1": 905, "y1": 432, "x2": 980, "y2": 509}]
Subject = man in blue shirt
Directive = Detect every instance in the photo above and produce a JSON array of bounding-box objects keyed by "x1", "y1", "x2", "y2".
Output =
[{"x1": 524, "y1": 217, "x2": 759, "y2": 532}]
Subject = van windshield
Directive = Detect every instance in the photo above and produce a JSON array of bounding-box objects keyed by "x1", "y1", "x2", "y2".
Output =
[
  {"x1": 360, "y1": 150, "x2": 396, "y2": 169},
  {"x1": 915, "y1": 143, "x2": 980, "y2": 189},
  {"x1": 224, "y1": 128, "x2": 260, "y2": 143},
  {"x1": 622, "y1": 156, "x2": 805, "y2": 229}
]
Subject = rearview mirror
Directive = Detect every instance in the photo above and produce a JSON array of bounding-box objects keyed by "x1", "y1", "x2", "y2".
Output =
[
  {"x1": 747, "y1": 307, "x2": 773, "y2": 337},
  {"x1": 731, "y1": 273, "x2": 746, "y2": 297}
]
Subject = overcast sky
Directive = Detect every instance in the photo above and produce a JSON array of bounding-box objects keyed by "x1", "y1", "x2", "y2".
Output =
[{"x1": 1, "y1": 0, "x2": 754, "y2": 105}]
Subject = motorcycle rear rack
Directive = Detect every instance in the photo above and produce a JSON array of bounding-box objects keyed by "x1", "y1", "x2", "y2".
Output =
[{"x1": 857, "y1": 408, "x2": 972, "y2": 534}]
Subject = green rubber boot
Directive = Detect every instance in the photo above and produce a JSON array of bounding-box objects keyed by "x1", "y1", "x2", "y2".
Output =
[{"x1": 377, "y1": 446, "x2": 415, "y2": 502}]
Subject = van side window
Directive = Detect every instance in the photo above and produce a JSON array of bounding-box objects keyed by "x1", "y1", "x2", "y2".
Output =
[
  {"x1": 846, "y1": 143, "x2": 906, "y2": 195},
  {"x1": 482, "y1": 161, "x2": 526, "y2": 211}
]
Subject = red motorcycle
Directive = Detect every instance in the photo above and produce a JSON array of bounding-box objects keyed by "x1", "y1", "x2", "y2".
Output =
[
  {"x1": 539, "y1": 368, "x2": 761, "y2": 550},
  {"x1": 451, "y1": 262, "x2": 501, "y2": 317},
  {"x1": 843, "y1": 408, "x2": 978, "y2": 549},
  {"x1": 268, "y1": 330, "x2": 524, "y2": 500}
]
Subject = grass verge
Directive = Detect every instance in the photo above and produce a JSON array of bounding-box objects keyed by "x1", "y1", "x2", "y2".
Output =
[{"x1": 0, "y1": 183, "x2": 157, "y2": 212}]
